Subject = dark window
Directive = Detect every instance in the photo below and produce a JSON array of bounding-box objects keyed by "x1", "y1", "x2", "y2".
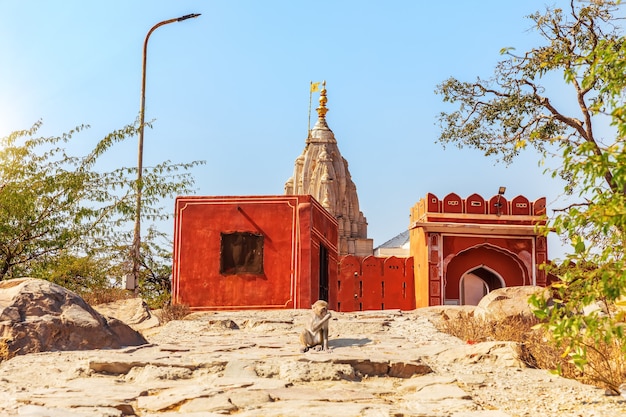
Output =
[{"x1": 220, "y1": 232, "x2": 264, "y2": 275}]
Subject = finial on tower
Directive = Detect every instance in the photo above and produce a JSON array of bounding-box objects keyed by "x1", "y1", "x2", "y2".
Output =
[{"x1": 316, "y1": 80, "x2": 328, "y2": 119}]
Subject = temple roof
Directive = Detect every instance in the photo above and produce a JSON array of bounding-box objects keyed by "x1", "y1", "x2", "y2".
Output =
[
  {"x1": 284, "y1": 81, "x2": 371, "y2": 255},
  {"x1": 375, "y1": 230, "x2": 410, "y2": 250}
]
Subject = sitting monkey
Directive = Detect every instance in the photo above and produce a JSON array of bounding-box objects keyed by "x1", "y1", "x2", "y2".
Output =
[{"x1": 300, "y1": 300, "x2": 332, "y2": 352}]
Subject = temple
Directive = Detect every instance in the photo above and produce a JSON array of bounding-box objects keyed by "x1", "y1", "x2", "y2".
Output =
[{"x1": 171, "y1": 82, "x2": 549, "y2": 311}]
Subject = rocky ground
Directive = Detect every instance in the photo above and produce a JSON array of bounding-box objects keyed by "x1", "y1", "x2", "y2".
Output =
[{"x1": 0, "y1": 307, "x2": 624, "y2": 417}]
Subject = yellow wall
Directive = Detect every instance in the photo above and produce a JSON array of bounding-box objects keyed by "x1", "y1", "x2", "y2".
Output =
[{"x1": 409, "y1": 201, "x2": 430, "y2": 308}]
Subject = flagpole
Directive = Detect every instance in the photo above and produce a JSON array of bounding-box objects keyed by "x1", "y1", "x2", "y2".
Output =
[
  {"x1": 308, "y1": 81, "x2": 313, "y2": 137},
  {"x1": 308, "y1": 81, "x2": 321, "y2": 137}
]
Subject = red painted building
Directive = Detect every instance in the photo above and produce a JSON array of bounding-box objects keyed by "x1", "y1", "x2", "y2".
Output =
[{"x1": 171, "y1": 195, "x2": 338, "y2": 310}]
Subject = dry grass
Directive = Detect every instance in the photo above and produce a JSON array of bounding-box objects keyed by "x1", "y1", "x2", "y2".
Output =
[
  {"x1": 79, "y1": 286, "x2": 134, "y2": 306},
  {"x1": 156, "y1": 303, "x2": 191, "y2": 323},
  {"x1": 577, "y1": 339, "x2": 626, "y2": 393},
  {"x1": 0, "y1": 338, "x2": 14, "y2": 362},
  {"x1": 77, "y1": 285, "x2": 190, "y2": 323},
  {"x1": 436, "y1": 310, "x2": 626, "y2": 393},
  {"x1": 437, "y1": 311, "x2": 567, "y2": 371}
]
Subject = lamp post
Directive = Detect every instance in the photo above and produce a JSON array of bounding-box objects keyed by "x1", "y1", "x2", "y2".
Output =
[{"x1": 130, "y1": 13, "x2": 201, "y2": 290}]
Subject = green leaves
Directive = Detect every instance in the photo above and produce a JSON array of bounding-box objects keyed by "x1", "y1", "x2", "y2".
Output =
[
  {"x1": 573, "y1": 236, "x2": 586, "y2": 254},
  {"x1": 437, "y1": 1, "x2": 626, "y2": 391},
  {"x1": 435, "y1": 2, "x2": 622, "y2": 174},
  {"x1": 0, "y1": 121, "x2": 204, "y2": 293}
]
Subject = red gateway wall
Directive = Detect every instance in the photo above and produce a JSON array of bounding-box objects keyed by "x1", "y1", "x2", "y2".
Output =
[
  {"x1": 333, "y1": 255, "x2": 415, "y2": 312},
  {"x1": 411, "y1": 192, "x2": 549, "y2": 307},
  {"x1": 171, "y1": 192, "x2": 549, "y2": 312},
  {"x1": 172, "y1": 195, "x2": 338, "y2": 310}
]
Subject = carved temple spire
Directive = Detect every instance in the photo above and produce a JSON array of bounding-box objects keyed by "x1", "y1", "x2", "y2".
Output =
[{"x1": 285, "y1": 81, "x2": 373, "y2": 256}]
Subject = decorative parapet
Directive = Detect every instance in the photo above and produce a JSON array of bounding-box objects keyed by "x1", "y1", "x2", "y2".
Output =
[{"x1": 410, "y1": 192, "x2": 547, "y2": 235}]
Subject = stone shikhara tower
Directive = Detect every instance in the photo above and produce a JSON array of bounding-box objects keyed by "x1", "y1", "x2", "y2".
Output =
[{"x1": 285, "y1": 82, "x2": 373, "y2": 256}]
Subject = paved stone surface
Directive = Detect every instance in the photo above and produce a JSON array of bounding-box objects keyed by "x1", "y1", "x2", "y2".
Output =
[{"x1": 0, "y1": 308, "x2": 624, "y2": 416}]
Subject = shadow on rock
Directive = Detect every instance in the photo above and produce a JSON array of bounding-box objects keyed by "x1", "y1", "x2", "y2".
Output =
[{"x1": 329, "y1": 337, "x2": 372, "y2": 348}]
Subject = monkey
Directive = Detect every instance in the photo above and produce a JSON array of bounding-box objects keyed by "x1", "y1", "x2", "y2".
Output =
[{"x1": 299, "y1": 300, "x2": 332, "y2": 352}]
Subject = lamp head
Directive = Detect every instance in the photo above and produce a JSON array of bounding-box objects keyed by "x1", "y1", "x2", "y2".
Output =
[
  {"x1": 498, "y1": 186, "x2": 506, "y2": 195},
  {"x1": 177, "y1": 13, "x2": 201, "y2": 21}
]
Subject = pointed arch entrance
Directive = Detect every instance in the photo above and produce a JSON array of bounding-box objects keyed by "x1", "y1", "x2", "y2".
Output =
[
  {"x1": 444, "y1": 243, "x2": 529, "y2": 305},
  {"x1": 459, "y1": 266, "x2": 504, "y2": 305}
]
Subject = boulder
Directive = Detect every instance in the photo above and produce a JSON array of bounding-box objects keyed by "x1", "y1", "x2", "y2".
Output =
[
  {"x1": 436, "y1": 341, "x2": 526, "y2": 368},
  {"x1": 0, "y1": 278, "x2": 148, "y2": 359},
  {"x1": 93, "y1": 297, "x2": 161, "y2": 330},
  {"x1": 474, "y1": 285, "x2": 548, "y2": 322}
]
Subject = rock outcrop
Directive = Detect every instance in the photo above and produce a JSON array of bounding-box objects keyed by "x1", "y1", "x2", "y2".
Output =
[
  {"x1": 93, "y1": 297, "x2": 161, "y2": 331},
  {"x1": 0, "y1": 278, "x2": 147, "y2": 359},
  {"x1": 474, "y1": 285, "x2": 548, "y2": 321},
  {"x1": 0, "y1": 284, "x2": 623, "y2": 416},
  {"x1": 0, "y1": 307, "x2": 623, "y2": 416}
]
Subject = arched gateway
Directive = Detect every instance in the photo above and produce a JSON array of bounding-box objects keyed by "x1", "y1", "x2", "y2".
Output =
[
  {"x1": 459, "y1": 267, "x2": 504, "y2": 306},
  {"x1": 409, "y1": 192, "x2": 548, "y2": 307}
]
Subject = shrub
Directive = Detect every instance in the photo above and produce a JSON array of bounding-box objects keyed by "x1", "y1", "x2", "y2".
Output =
[
  {"x1": 156, "y1": 303, "x2": 191, "y2": 323},
  {"x1": 436, "y1": 310, "x2": 625, "y2": 392},
  {"x1": 78, "y1": 286, "x2": 134, "y2": 306}
]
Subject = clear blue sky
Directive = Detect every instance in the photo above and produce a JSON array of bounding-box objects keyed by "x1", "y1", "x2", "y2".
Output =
[{"x1": 0, "y1": 1, "x2": 587, "y2": 260}]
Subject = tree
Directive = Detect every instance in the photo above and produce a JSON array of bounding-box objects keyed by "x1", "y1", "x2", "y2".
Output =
[
  {"x1": 0, "y1": 121, "x2": 203, "y2": 299},
  {"x1": 435, "y1": 1, "x2": 626, "y2": 391}
]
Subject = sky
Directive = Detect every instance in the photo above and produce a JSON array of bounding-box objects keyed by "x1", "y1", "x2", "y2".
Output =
[{"x1": 0, "y1": 0, "x2": 600, "y2": 260}]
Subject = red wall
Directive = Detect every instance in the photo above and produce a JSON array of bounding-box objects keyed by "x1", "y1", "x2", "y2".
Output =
[
  {"x1": 172, "y1": 195, "x2": 338, "y2": 310},
  {"x1": 334, "y1": 255, "x2": 415, "y2": 312}
]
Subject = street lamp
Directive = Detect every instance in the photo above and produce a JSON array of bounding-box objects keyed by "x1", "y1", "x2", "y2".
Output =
[{"x1": 129, "y1": 13, "x2": 201, "y2": 290}]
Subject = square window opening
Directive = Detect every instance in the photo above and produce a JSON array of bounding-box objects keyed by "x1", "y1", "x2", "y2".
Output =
[{"x1": 220, "y1": 232, "x2": 264, "y2": 275}]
